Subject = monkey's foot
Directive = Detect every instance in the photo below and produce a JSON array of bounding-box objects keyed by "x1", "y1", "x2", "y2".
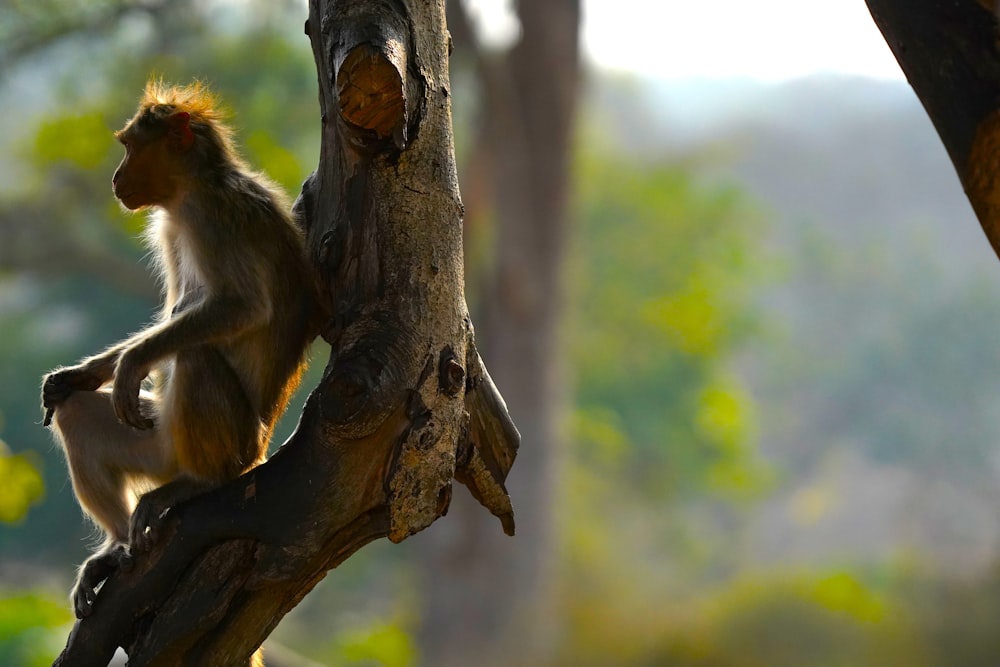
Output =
[
  {"x1": 73, "y1": 543, "x2": 131, "y2": 619},
  {"x1": 129, "y1": 477, "x2": 211, "y2": 554},
  {"x1": 129, "y1": 491, "x2": 170, "y2": 554}
]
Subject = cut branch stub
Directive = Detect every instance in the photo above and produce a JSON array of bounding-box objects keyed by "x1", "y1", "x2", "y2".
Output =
[
  {"x1": 337, "y1": 43, "x2": 406, "y2": 141},
  {"x1": 329, "y1": 0, "x2": 412, "y2": 149}
]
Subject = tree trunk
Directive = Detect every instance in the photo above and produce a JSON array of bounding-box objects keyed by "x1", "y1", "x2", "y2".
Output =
[
  {"x1": 415, "y1": 2, "x2": 581, "y2": 665},
  {"x1": 867, "y1": 0, "x2": 1000, "y2": 256},
  {"x1": 52, "y1": 1, "x2": 518, "y2": 665}
]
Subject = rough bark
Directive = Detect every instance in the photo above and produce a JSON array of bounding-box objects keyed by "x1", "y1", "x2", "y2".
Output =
[
  {"x1": 867, "y1": 0, "x2": 1000, "y2": 257},
  {"x1": 52, "y1": 1, "x2": 518, "y2": 665},
  {"x1": 416, "y1": 1, "x2": 581, "y2": 665}
]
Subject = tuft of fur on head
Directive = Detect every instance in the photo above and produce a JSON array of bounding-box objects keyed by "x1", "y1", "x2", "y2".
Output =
[
  {"x1": 141, "y1": 79, "x2": 224, "y2": 121},
  {"x1": 125, "y1": 79, "x2": 245, "y2": 173}
]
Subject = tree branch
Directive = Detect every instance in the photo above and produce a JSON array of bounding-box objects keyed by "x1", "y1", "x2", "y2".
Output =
[{"x1": 867, "y1": 0, "x2": 1000, "y2": 257}]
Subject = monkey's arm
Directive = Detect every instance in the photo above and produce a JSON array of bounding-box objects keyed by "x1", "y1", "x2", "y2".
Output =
[
  {"x1": 62, "y1": 320, "x2": 171, "y2": 388},
  {"x1": 112, "y1": 295, "x2": 271, "y2": 429},
  {"x1": 41, "y1": 340, "x2": 133, "y2": 425}
]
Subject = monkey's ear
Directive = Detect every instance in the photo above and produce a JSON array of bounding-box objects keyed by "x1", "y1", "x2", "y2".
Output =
[{"x1": 167, "y1": 112, "x2": 195, "y2": 152}]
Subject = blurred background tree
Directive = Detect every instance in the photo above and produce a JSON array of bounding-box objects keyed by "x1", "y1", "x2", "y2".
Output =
[{"x1": 5, "y1": 1, "x2": 1000, "y2": 666}]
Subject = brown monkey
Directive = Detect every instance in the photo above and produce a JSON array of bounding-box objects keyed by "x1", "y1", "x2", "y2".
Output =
[{"x1": 41, "y1": 81, "x2": 316, "y2": 626}]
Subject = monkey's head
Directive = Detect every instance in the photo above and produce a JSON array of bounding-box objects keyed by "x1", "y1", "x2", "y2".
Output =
[{"x1": 112, "y1": 80, "x2": 237, "y2": 211}]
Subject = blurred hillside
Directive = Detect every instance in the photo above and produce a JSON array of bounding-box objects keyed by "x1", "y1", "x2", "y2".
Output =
[
  {"x1": 595, "y1": 73, "x2": 1000, "y2": 572},
  {"x1": 600, "y1": 75, "x2": 981, "y2": 260}
]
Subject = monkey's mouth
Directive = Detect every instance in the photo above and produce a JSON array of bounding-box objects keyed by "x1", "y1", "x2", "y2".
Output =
[
  {"x1": 115, "y1": 192, "x2": 143, "y2": 210},
  {"x1": 118, "y1": 200, "x2": 143, "y2": 212}
]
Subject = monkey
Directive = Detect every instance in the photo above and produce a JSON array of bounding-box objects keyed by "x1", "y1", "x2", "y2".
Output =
[{"x1": 41, "y1": 81, "x2": 317, "y2": 631}]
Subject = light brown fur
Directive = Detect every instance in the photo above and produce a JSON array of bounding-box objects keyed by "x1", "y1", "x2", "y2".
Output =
[{"x1": 42, "y1": 82, "x2": 315, "y2": 649}]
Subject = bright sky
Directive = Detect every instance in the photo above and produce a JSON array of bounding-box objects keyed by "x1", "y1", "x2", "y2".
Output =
[
  {"x1": 468, "y1": 0, "x2": 905, "y2": 82},
  {"x1": 583, "y1": 0, "x2": 905, "y2": 81}
]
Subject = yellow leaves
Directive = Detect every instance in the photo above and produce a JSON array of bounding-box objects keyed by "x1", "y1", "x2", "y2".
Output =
[
  {"x1": 703, "y1": 570, "x2": 886, "y2": 627},
  {"x1": 697, "y1": 379, "x2": 752, "y2": 449},
  {"x1": 669, "y1": 570, "x2": 909, "y2": 667},
  {"x1": 809, "y1": 571, "x2": 887, "y2": 624},
  {"x1": 329, "y1": 617, "x2": 415, "y2": 667},
  {"x1": 0, "y1": 440, "x2": 44, "y2": 525},
  {"x1": 643, "y1": 275, "x2": 723, "y2": 355},
  {"x1": 697, "y1": 376, "x2": 772, "y2": 497}
]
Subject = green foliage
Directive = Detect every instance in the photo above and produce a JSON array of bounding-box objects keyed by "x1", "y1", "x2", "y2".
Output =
[
  {"x1": 556, "y1": 567, "x2": 926, "y2": 667},
  {"x1": 570, "y1": 152, "x2": 768, "y2": 498},
  {"x1": 245, "y1": 129, "x2": 305, "y2": 194},
  {"x1": 679, "y1": 573, "x2": 919, "y2": 667},
  {"x1": 0, "y1": 591, "x2": 72, "y2": 667},
  {"x1": 31, "y1": 112, "x2": 110, "y2": 170}
]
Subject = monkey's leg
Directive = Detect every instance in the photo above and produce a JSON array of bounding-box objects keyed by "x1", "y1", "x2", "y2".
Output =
[
  {"x1": 128, "y1": 345, "x2": 261, "y2": 553},
  {"x1": 50, "y1": 389, "x2": 175, "y2": 617}
]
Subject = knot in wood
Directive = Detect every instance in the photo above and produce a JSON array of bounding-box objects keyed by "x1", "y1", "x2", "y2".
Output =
[
  {"x1": 321, "y1": 350, "x2": 382, "y2": 426},
  {"x1": 438, "y1": 347, "x2": 464, "y2": 397}
]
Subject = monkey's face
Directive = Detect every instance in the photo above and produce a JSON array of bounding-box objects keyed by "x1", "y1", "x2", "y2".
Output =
[{"x1": 112, "y1": 129, "x2": 182, "y2": 211}]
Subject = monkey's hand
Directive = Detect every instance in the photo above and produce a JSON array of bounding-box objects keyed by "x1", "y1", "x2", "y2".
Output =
[
  {"x1": 112, "y1": 350, "x2": 154, "y2": 430},
  {"x1": 41, "y1": 366, "x2": 104, "y2": 427}
]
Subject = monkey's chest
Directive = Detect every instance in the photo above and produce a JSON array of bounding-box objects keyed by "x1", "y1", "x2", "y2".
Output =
[
  {"x1": 171, "y1": 285, "x2": 205, "y2": 316},
  {"x1": 170, "y1": 236, "x2": 206, "y2": 315}
]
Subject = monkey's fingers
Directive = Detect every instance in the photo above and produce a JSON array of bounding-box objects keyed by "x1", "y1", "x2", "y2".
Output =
[
  {"x1": 129, "y1": 495, "x2": 165, "y2": 554},
  {"x1": 123, "y1": 412, "x2": 154, "y2": 430},
  {"x1": 43, "y1": 407, "x2": 54, "y2": 428},
  {"x1": 113, "y1": 390, "x2": 154, "y2": 430},
  {"x1": 73, "y1": 585, "x2": 97, "y2": 619},
  {"x1": 41, "y1": 380, "x2": 72, "y2": 409}
]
